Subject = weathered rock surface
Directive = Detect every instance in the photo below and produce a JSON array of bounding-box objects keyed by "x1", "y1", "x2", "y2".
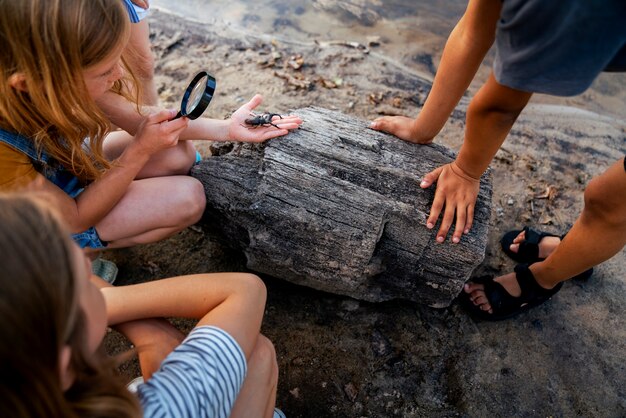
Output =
[{"x1": 192, "y1": 107, "x2": 492, "y2": 307}]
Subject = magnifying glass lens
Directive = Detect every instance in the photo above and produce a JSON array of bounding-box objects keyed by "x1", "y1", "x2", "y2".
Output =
[
  {"x1": 173, "y1": 71, "x2": 216, "y2": 120},
  {"x1": 186, "y1": 75, "x2": 208, "y2": 114}
]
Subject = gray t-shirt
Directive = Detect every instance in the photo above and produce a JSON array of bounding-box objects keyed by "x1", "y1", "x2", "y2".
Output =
[{"x1": 493, "y1": 0, "x2": 626, "y2": 96}]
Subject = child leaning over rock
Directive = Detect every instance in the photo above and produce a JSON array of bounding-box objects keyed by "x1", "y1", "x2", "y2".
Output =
[{"x1": 371, "y1": 0, "x2": 626, "y2": 320}]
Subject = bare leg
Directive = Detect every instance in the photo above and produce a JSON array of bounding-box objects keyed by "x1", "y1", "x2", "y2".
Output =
[
  {"x1": 230, "y1": 335, "x2": 279, "y2": 418},
  {"x1": 95, "y1": 175, "x2": 205, "y2": 248},
  {"x1": 126, "y1": 19, "x2": 158, "y2": 105},
  {"x1": 103, "y1": 131, "x2": 198, "y2": 179},
  {"x1": 532, "y1": 157, "x2": 626, "y2": 286},
  {"x1": 466, "y1": 157, "x2": 626, "y2": 313},
  {"x1": 94, "y1": 131, "x2": 204, "y2": 248}
]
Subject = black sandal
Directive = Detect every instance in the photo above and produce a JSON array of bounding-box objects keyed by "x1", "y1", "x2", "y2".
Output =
[
  {"x1": 500, "y1": 226, "x2": 562, "y2": 263},
  {"x1": 459, "y1": 264, "x2": 563, "y2": 321}
]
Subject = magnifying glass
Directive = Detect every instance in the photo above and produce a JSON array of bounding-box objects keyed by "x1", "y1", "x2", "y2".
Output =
[{"x1": 173, "y1": 71, "x2": 216, "y2": 120}]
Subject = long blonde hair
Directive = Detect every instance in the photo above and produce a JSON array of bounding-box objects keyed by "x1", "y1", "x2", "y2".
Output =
[
  {"x1": 0, "y1": 193, "x2": 141, "y2": 417},
  {"x1": 0, "y1": 0, "x2": 137, "y2": 182}
]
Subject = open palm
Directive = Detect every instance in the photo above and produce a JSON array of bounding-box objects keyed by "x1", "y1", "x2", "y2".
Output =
[{"x1": 228, "y1": 95, "x2": 302, "y2": 143}]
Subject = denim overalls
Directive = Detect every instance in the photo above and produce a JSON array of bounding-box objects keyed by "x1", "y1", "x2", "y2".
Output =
[{"x1": 0, "y1": 128, "x2": 107, "y2": 249}]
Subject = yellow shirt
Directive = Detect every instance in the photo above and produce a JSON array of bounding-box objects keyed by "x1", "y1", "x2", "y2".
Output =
[{"x1": 0, "y1": 142, "x2": 38, "y2": 191}]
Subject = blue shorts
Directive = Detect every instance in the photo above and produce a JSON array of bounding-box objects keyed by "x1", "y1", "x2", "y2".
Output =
[
  {"x1": 123, "y1": 0, "x2": 150, "y2": 23},
  {"x1": 72, "y1": 226, "x2": 108, "y2": 250}
]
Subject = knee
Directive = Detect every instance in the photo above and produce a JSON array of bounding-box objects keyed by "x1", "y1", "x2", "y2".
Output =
[
  {"x1": 250, "y1": 335, "x2": 278, "y2": 385},
  {"x1": 165, "y1": 142, "x2": 198, "y2": 175},
  {"x1": 176, "y1": 178, "x2": 206, "y2": 225},
  {"x1": 582, "y1": 177, "x2": 626, "y2": 227}
]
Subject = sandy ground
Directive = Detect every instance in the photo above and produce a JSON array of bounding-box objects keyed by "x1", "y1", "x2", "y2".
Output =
[{"x1": 105, "y1": 10, "x2": 626, "y2": 417}]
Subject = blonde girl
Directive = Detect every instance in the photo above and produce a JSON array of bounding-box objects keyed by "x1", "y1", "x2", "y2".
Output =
[{"x1": 0, "y1": 0, "x2": 301, "y2": 250}]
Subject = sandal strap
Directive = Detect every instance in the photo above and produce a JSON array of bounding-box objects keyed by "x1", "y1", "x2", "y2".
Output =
[
  {"x1": 514, "y1": 263, "x2": 562, "y2": 303},
  {"x1": 473, "y1": 276, "x2": 521, "y2": 315},
  {"x1": 516, "y1": 227, "x2": 543, "y2": 261},
  {"x1": 516, "y1": 227, "x2": 561, "y2": 262}
]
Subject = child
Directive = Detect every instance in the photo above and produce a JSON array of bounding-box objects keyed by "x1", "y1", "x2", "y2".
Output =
[
  {"x1": 370, "y1": 0, "x2": 626, "y2": 319},
  {"x1": 0, "y1": 0, "x2": 302, "y2": 251},
  {"x1": 0, "y1": 193, "x2": 284, "y2": 418}
]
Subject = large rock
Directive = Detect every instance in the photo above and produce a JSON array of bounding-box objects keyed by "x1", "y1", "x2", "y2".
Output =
[{"x1": 191, "y1": 107, "x2": 492, "y2": 307}]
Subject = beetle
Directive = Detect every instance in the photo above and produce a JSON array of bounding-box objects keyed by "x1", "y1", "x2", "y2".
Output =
[{"x1": 243, "y1": 112, "x2": 283, "y2": 129}]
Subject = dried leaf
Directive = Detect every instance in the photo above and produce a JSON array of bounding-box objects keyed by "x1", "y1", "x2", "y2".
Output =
[
  {"x1": 319, "y1": 78, "x2": 337, "y2": 89},
  {"x1": 536, "y1": 185, "x2": 558, "y2": 200},
  {"x1": 368, "y1": 92, "x2": 384, "y2": 104},
  {"x1": 286, "y1": 54, "x2": 304, "y2": 70},
  {"x1": 274, "y1": 71, "x2": 312, "y2": 90},
  {"x1": 391, "y1": 97, "x2": 403, "y2": 108}
]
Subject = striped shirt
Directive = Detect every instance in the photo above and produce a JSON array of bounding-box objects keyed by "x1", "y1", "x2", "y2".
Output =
[{"x1": 138, "y1": 326, "x2": 247, "y2": 418}]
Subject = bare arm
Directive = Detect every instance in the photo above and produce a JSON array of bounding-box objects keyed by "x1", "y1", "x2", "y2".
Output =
[
  {"x1": 22, "y1": 110, "x2": 187, "y2": 233},
  {"x1": 97, "y1": 93, "x2": 302, "y2": 143},
  {"x1": 422, "y1": 72, "x2": 532, "y2": 243},
  {"x1": 101, "y1": 273, "x2": 266, "y2": 358},
  {"x1": 371, "y1": 0, "x2": 502, "y2": 143},
  {"x1": 91, "y1": 275, "x2": 184, "y2": 379}
]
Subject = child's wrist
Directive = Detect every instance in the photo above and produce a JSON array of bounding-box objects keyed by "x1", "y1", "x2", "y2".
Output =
[
  {"x1": 450, "y1": 160, "x2": 481, "y2": 182},
  {"x1": 121, "y1": 141, "x2": 152, "y2": 167}
]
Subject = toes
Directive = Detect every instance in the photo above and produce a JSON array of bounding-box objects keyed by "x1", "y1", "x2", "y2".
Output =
[
  {"x1": 513, "y1": 230, "x2": 526, "y2": 244},
  {"x1": 464, "y1": 282, "x2": 484, "y2": 293},
  {"x1": 464, "y1": 282, "x2": 493, "y2": 314},
  {"x1": 472, "y1": 294, "x2": 489, "y2": 306},
  {"x1": 480, "y1": 303, "x2": 493, "y2": 314},
  {"x1": 509, "y1": 243, "x2": 520, "y2": 253}
]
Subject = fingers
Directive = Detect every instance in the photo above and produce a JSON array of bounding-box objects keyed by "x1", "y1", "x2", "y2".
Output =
[
  {"x1": 452, "y1": 204, "x2": 467, "y2": 243},
  {"x1": 149, "y1": 109, "x2": 178, "y2": 123},
  {"x1": 427, "y1": 189, "x2": 444, "y2": 231},
  {"x1": 420, "y1": 166, "x2": 443, "y2": 189},
  {"x1": 243, "y1": 94, "x2": 264, "y2": 112},
  {"x1": 436, "y1": 204, "x2": 456, "y2": 243},
  {"x1": 272, "y1": 115, "x2": 302, "y2": 127},
  {"x1": 370, "y1": 116, "x2": 393, "y2": 132},
  {"x1": 274, "y1": 122, "x2": 301, "y2": 131},
  {"x1": 422, "y1": 162, "x2": 481, "y2": 243},
  {"x1": 465, "y1": 203, "x2": 475, "y2": 235},
  {"x1": 261, "y1": 129, "x2": 289, "y2": 141}
]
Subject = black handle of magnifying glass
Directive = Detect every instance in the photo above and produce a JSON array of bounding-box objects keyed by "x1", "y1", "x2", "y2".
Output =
[{"x1": 172, "y1": 110, "x2": 184, "y2": 120}]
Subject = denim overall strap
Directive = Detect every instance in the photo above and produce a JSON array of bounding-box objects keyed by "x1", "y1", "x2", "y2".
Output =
[
  {"x1": 0, "y1": 128, "x2": 49, "y2": 163},
  {"x1": 0, "y1": 128, "x2": 107, "y2": 249},
  {"x1": 0, "y1": 128, "x2": 84, "y2": 198}
]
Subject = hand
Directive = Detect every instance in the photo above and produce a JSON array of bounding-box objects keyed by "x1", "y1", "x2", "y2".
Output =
[
  {"x1": 370, "y1": 116, "x2": 434, "y2": 144},
  {"x1": 228, "y1": 95, "x2": 302, "y2": 143},
  {"x1": 133, "y1": 109, "x2": 188, "y2": 155},
  {"x1": 131, "y1": 318, "x2": 185, "y2": 379},
  {"x1": 130, "y1": 0, "x2": 149, "y2": 9},
  {"x1": 421, "y1": 161, "x2": 480, "y2": 243}
]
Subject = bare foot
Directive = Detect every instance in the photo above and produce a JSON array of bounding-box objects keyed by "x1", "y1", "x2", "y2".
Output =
[
  {"x1": 463, "y1": 272, "x2": 521, "y2": 314},
  {"x1": 509, "y1": 230, "x2": 561, "y2": 259},
  {"x1": 463, "y1": 265, "x2": 559, "y2": 314}
]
